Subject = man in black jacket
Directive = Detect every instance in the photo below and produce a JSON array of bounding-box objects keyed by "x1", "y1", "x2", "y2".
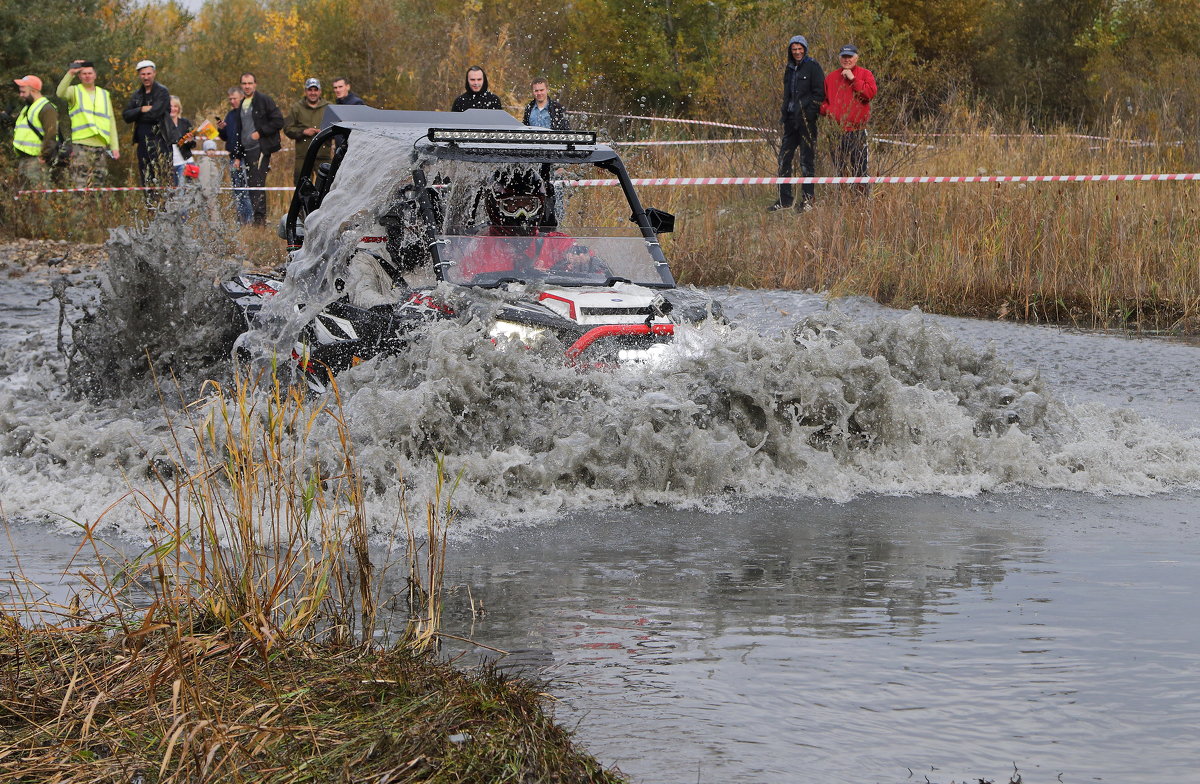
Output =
[
  {"x1": 451, "y1": 66, "x2": 502, "y2": 112},
  {"x1": 238, "y1": 72, "x2": 285, "y2": 225},
  {"x1": 332, "y1": 77, "x2": 365, "y2": 106},
  {"x1": 121, "y1": 60, "x2": 172, "y2": 186},
  {"x1": 771, "y1": 35, "x2": 824, "y2": 211},
  {"x1": 216, "y1": 86, "x2": 253, "y2": 224}
]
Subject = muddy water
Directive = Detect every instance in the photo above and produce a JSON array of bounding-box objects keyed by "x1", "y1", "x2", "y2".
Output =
[
  {"x1": 422, "y1": 296, "x2": 1200, "y2": 783},
  {"x1": 3, "y1": 184, "x2": 1200, "y2": 780},
  {"x1": 3, "y1": 269, "x2": 1198, "y2": 781},
  {"x1": 440, "y1": 491, "x2": 1199, "y2": 783}
]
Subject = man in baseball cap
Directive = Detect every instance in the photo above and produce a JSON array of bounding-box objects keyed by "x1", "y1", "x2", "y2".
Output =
[
  {"x1": 820, "y1": 44, "x2": 877, "y2": 196},
  {"x1": 285, "y1": 77, "x2": 330, "y2": 183},
  {"x1": 11, "y1": 75, "x2": 58, "y2": 186}
]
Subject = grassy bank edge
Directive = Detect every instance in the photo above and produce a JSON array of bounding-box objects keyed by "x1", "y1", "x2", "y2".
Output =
[
  {"x1": 1, "y1": 626, "x2": 623, "y2": 783},
  {"x1": 0, "y1": 373, "x2": 625, "y2": 783}
]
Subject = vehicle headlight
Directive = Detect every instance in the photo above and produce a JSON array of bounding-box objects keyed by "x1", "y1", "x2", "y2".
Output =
[
  {"x1": 617, "y1": 344, "x2": 670, "y2": 363},
  {"x1": 489, "y1": 320, "x2": 546, "y2": 346}
]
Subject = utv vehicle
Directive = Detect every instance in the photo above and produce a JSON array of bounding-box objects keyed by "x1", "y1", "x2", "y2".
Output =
[{"x1": 221, "y1": 106, "x2": 719, "y2": 392}]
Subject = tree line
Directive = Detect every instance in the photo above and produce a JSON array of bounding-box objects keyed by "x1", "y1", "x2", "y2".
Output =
[{"x1": 4, "y1": 0, "x2": 1198, "y2": 142}]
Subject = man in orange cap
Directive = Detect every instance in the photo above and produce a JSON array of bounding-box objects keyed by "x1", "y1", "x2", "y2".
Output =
[{"x1": 11, "y1": 75, "x2": 59, "y2": 187}]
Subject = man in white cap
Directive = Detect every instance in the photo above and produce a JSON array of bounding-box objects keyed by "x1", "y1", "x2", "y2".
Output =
[
  {"x1": 11, "y1": 75, "x2": 58, "y2": 187},
  {"x1": 120, "y1": 59, "x2": 172, "y2": 186},
  {"x1": 284, "y1": 77, "x2": 330, "y2": 184}
]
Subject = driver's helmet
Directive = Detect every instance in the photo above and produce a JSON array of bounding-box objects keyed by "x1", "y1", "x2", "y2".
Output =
[{"x1": 484, "y1": 169, "x2": 545, "y2": 229}]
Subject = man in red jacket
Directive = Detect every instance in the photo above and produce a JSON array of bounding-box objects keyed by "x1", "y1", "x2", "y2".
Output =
[{"x1": 820, "y1": 45, "x2": 877, "y2": 196}]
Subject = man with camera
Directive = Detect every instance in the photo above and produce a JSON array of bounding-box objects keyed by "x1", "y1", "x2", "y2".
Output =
[
  {"x1": 11, "y1": 75, "x2": 58, "y2": 187},
  {"x1": 120, "y1": 59, "x2": 172, "y2": 186},
  {"x1": 57, "y1": 60, "x2": 120, "y2": 187}
]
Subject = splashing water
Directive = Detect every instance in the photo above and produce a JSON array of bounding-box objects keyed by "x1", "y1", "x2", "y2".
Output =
[
  {"x1": 66, "y1": 188, "x2": 243, "y2": 400},
  {"x1": 3, "y1": 132, "x2": 1199, "y2": 537},
  {"x1": 321, "y1": 310, "x2": 1200, "y2": 531}
]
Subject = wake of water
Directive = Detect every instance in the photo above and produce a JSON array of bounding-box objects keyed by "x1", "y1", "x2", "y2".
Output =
[{"x1": 2, "y1": 131, "x2": 1199, "y2": 538}]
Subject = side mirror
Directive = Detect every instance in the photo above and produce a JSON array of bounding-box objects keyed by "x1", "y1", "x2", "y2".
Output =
[
  {"x1": 642, "y1": 207, "x2": 675, "y2": 234},
  {"x1": 279, "y1": 214, "x2": 306, "y2": 241}
]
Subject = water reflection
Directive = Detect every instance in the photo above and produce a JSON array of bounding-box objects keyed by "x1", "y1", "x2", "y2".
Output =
[
  {"x1": 426, "y1": 492, "x2": 1200, "y2": 784},
  {"x1": 438, "y1": 497, "x2": 1038, "y2": 656}
]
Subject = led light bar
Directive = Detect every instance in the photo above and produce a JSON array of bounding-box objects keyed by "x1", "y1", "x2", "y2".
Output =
[{"x1": 430, "y1": 128, "x2": 597, "y2": 145}]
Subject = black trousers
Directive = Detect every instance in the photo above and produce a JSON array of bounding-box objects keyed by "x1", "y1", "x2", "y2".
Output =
[
  {"x1": 246, "y1": 149, "x2": 272, "y2": 225},
  {"x1": 778, "y1": 115, "x2": 818, "y2": 206},
  {"x1": 135, "y1": 141, "x2": 170, "y2": 187},
  {"x1": 832, "y1": 129, "x2": 870, "y2": 196}
]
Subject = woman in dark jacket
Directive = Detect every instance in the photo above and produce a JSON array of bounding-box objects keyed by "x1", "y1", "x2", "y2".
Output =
[
  {"x1": 166, "y1": 95, "x2": 195, "y2": 185},
  {"x1": 451, "y1": 66, "x2": 502, "y2": 111}
]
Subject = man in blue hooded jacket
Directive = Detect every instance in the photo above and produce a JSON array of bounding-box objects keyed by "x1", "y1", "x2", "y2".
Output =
[{"x1": 771, "y1": 34, "x2": 825, "y2": 211}]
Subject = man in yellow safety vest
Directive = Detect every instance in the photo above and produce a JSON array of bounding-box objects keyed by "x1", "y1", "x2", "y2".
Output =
[
  {"x1": 57, "y1": 60, "x2": 120, "y2": 187},
  {"x1": 11, "y1": 75, "x2": 58, "y2": 187}
]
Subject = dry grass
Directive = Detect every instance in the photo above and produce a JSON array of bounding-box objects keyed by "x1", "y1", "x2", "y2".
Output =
[
  {"x1": 5, "y1": 113, "x2": 1198, "y2": 331},
  {"x1": 0, "y1": 373, "x2": 622, "y2": 782},
  {"x1": 640, "y1": 118, "x2": 1200, "y2": 331}
]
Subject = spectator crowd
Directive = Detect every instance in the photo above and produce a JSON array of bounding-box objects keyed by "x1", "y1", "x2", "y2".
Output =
[{"x1": 7, "y1": 35, "x2": 875, "y2": 222}]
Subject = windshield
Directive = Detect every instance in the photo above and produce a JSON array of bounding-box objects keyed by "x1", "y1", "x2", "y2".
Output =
[{"x1": 438, "y1": 228, "x2": 668, "y2": 287}]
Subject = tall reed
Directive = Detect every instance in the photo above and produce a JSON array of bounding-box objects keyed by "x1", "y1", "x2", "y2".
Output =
[{"x1": 0, "y1": 373, "x2": 538, "y2": 783}]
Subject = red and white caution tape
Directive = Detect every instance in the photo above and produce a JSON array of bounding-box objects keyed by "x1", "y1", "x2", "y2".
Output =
[
  {"x1": 873, "y1": 132, "x2": 1177, "y2": 148},
  {"x1": 615, "y1": 138, "x2": 762, "y2": 147},
  {"x1": 15, "y1": 185, "x2": 296, "y2": 196},
  {"x1": 567, "y1": 110, "x2": 770, "y2": 133},
  {"x1": 19, "y1": 172, "x2": 1200, "y2": 198},
  {"x1": 560, "y1": 173, "x2": 1200, "y2": 186}
]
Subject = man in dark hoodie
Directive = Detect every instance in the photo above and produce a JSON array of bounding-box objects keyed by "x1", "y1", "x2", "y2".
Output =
[
  {"x1": 771, "y1": 34, "x2": 824, "y2": 211},
  {"x1": 451, "y1": 66, "x2": 502, "y2": 112}
]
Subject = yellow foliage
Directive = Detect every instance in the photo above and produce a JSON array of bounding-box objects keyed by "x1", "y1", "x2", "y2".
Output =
[{"x1": 255, "y1": 6, "x2": 313, "y2": 89}]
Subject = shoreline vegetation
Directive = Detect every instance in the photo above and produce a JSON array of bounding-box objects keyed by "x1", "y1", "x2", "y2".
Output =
[
  {"x1": 0, "y1": 377, "x2": 624, "y2": 783},
  {"x1": 4, "y1": 113, "x2": 1199, "y2": 333},
  {"x1": 4, "y1": 0, "x2": 1199, "y2": 332}
]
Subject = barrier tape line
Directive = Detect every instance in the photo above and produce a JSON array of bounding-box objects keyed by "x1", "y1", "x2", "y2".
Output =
[
  {"x1": 615, "y1": 138, "x2": 761, "y2": 146},
  {"x1": 559, "y1": 173, "x2": 1200, "y2": 186},
  {"x1": 873, "y1": 132, "x2": 1177, "y2": 147},
  {"x1": 15, "y1": 185, "x2": 297, "y2": 196},
  {"x1": 564, "y1": 110, "x2": 1173, "y2": 147},
  {"x1": 565, "y1": 110, "x2": 770, "y2": 133},
  {"x1": 18, "y1": 172, "x2": 1200, "y2": 197}
]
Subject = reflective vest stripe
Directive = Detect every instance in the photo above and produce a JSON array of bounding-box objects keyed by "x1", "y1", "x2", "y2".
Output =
[
  {"x1": 13, "y1": 97, "x2": 50, "y2": 156},
  {"x1": 68, "y1": 84, "x2": 113, "y2": 146}
]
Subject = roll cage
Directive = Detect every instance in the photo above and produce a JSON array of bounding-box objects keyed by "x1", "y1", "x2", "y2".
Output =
[{"x1": 285, "y1": 107, "x2": 676, "y2": 288}]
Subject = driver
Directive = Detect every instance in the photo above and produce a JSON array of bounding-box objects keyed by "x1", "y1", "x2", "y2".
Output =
[
  {"x1": 457, "y1": 171, "x2": 602, "y2": 278},
  {"x1": 344, "y1": 189, "x2": 426, "y2": 308},
  {"x1": 345, "y1": 247, "x2": 404, "y2": 308}
]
